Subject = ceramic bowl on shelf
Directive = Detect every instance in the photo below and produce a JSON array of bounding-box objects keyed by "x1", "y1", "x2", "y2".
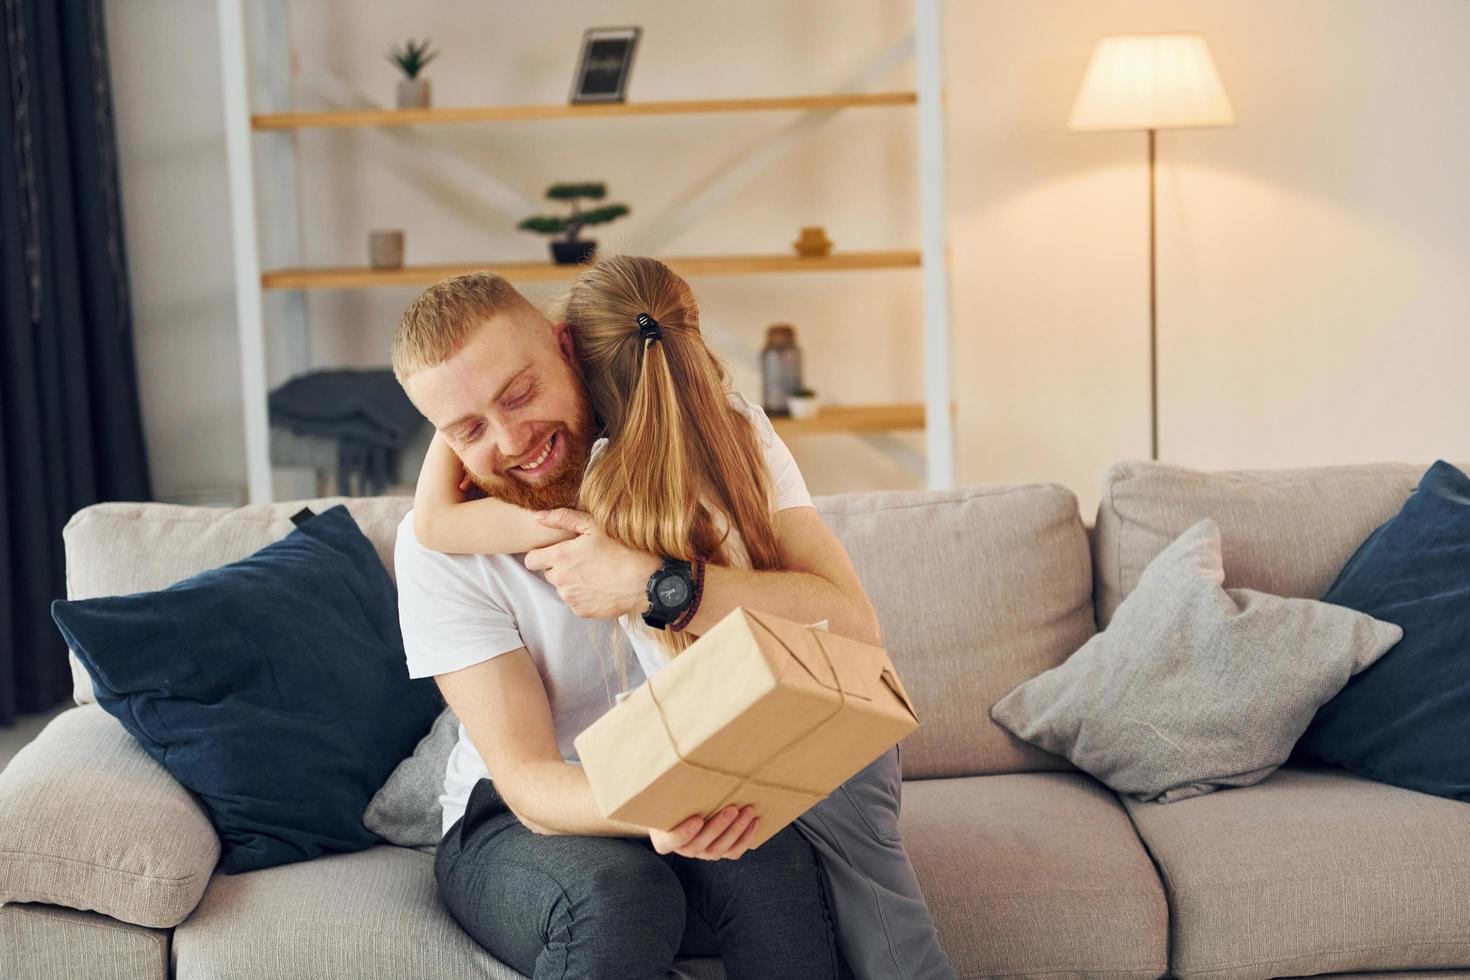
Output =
[{"x1": 793, "y1": 226, "x2": 833, "y2": 257}]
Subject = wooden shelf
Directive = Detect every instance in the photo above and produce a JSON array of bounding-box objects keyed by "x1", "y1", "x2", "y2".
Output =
[
  {"x1": 260, "y1": 250, "x2": 921, "y2": 290},
  {"x1": 769, "y1": 403, "x2": 928, "y2": 436},
  {"x1": 251, "y1": 92, "x2": 917, "y2": 130}
]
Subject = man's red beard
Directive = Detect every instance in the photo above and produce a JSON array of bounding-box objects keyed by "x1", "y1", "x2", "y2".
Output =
[{"x1": 463, "y1": 379, "x2": 595, "y2": 513}]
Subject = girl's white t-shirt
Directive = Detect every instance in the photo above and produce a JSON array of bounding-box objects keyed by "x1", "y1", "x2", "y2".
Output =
[{"x1": 395, "y1": 388, "x2": 813, "y2": 838}]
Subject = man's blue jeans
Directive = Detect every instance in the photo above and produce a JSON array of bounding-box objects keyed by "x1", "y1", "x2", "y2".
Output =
[{"x1": 434, "y1": 776, "x2": 843, "y2": 979}]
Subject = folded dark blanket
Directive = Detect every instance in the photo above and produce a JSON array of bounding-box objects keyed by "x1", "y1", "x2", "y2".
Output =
[{"x1": 268, "y1": 368, "x2": 425, "y2": 495}]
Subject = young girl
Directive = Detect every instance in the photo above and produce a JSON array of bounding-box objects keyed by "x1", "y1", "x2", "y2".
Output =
[{"x1": 413, "y1": 255, "x2": 955, "y2": 980}]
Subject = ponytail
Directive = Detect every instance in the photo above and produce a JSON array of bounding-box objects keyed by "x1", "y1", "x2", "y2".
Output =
[
  {"x1": 592, "y1": 328, "x2": 700, "y2": 561},
  {"x1": 566, "y1": 256, "x2": 783, "y2": 663}
]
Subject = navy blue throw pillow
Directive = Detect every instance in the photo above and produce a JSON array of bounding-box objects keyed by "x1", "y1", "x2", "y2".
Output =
[
  {"x1": 1291, "y1": 459, "x2": 1470, "y2": 800},
  {"x1": 52, "y1": 504, "x2": 443, "y2": 874}
]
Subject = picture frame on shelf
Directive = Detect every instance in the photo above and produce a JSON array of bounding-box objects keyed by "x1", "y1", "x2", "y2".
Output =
[{"x1": 570, "y1": 26, "x2": 641, "y2": 104}]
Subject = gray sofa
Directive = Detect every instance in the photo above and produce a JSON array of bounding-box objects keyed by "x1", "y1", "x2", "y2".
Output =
[{"x1": 4, "y1": 458, "x2": 1469, "y2": 980}]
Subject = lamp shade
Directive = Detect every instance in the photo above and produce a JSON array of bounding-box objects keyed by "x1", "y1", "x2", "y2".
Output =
[{"x1": 1068, "y1": 33, "x2": 1235, "y2": 131}]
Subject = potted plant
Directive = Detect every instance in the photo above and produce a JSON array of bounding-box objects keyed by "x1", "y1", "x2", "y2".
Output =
[
  {"x1": 518, "y1": 182, "x2": 630, "y2": 264},
  {"x1": 388, "y1": 38, "x2": 438, "y2": 109},
  {"x1": 787, "y1": 386, "x2": 820, "y2": 419}
]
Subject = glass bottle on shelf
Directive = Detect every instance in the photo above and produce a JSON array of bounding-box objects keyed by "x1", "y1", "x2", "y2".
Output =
[{"x1": 760, "y1": 324, "x2": 803, "y2": 417}]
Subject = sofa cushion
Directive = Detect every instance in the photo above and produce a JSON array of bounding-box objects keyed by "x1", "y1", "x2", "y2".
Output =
[
  {"x1": 0, "y1": 704, "x2": 217, "y2": 928},
  {"x1": 815, "y1": 484, "x2": 1095, "y2": 778},
  {"x1": 899, "y1": 771, "x2": 1168, "y2": 979},
  {"x1": 991, "y1": 517, "x2": 1402, "y2": 802},
  {"x1": 1122, "y1": 765, "x2": 1470, "y2": 980},
  {"x1": 0, "y1": 902, "x2": 170, "y2": 980},
  {"x1": 52, "y1": 505, "x2": 444, "y2": 874},
  {"x1": 172, "y1": 846, "x2": 519, "y2": 980},
  {"x1": 1293, "y1": 459, "x2": 1470, "y2": 801},
  {"x1": 1090, "y1": 459, "x2": 1470, "y2": 630},
  {"x1": 60, "y1": 496, "x2": 413, "y2": 706},
  {"x1": 170, "y1": 844, "x2": 725, "y2": 980},
  {"x1": 363, "y1": 705, "x2": 460, "y2": 853}
]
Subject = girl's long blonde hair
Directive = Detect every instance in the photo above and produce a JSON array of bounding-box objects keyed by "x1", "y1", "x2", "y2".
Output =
[{"x1": 558, "y1": 255, "x2": 782, "y2": 672}]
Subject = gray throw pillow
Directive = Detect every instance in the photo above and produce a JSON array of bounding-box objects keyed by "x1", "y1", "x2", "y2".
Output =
[
  {"x1": 362, "y1": 706, "x2": 459, "y2": 852},
  {"x1": 990, "y1": 517, "x2": 1403, "y2": 803}
]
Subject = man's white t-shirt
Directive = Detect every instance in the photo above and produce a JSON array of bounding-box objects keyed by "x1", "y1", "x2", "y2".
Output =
[{"x1": 396, "y1": 389, "x2": 813, "y2": 838}]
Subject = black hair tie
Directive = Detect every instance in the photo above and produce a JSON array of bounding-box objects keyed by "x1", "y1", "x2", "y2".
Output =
[{"x1": 636, "y1": 312, "x2": 663, "y2": 345}]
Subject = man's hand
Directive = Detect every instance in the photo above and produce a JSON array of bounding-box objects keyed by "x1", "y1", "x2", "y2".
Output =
[
  {"x1": 524, "y1": 508, "x2": 660, "y2": 619},
  {"x1": 649, "y1": 805, "x2": 760, "y2": 860}
]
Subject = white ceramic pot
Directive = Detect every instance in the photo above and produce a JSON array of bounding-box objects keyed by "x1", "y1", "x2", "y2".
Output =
[{"x1": 787, "y1": 394, "x2": 820, "y2": 419}]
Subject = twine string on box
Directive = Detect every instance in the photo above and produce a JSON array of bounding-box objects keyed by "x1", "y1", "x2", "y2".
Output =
[{"x1": 643, "y1": 617, "x2": 851, "y2": 819}]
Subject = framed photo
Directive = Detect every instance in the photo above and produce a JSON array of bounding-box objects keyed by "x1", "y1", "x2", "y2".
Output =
[{"x1": 570, "y1": 27, "x2": 641, "y2": 104}]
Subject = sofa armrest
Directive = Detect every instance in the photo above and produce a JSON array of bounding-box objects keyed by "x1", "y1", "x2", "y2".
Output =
[
  {"x1": 0, "y1": 902, "x2": 171, "y2": 980},
  {"x1": 0, "y1": 704, "x2": 218, "y2": 928}
]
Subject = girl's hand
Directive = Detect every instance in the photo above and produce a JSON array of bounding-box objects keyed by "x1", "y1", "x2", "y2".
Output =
[{"x1": 648, "y1": 804, "x2": 760, "y2": 860}]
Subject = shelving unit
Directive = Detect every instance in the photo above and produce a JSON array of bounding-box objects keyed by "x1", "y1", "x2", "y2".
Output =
[
  {"x1": 216, "y1": 0, "x2": 954, "y2": 503},
  {"x1": 260, "y1": 250, "x2": 922, "y2": 290},
  {"x1": 251, "y1": 92, "x2": 918, "y2": 129},
  {"x1": 770, "y1": 403, "x2": 927, "y2": 437}
]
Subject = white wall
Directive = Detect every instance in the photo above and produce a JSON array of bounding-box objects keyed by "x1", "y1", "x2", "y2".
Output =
[
  {"x1": 947, "y1": 0, "x2": 1470, "y2": 519},
  {"x1": 107, "y1": 0, "x2": 1470, "y2": 518}
]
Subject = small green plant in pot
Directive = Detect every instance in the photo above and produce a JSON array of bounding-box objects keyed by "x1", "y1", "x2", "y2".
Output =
[
  {"x1": 787, "y1": 385, "x2": 820, "y2": 419},
  {"x1": 518, "y1": 183, "x2": 630, "y2": 265},
  {"x1": 388, "y1": 38, "x2": 438, "y2": 109}
]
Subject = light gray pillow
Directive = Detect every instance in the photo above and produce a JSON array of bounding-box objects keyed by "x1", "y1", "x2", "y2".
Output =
[
  {"x1": 990, "y1": 517, "x2": 1404, "y2": 803},
  {"x1": 362, "y1": 706, "x2": 459, "y2": 852}
]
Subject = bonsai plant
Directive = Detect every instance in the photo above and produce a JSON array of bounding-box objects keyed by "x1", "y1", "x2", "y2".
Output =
[
  {"x1": 518, "y1": 182, "x2": 630, "y2": 264},
  {"x1": 388, "y1": 38, "x2": 439, "y2": 109}
]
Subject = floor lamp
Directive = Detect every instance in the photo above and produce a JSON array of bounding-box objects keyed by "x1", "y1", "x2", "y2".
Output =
[{"x1": 1068, "y1": 33, "x2": 1235, "y2": 461}]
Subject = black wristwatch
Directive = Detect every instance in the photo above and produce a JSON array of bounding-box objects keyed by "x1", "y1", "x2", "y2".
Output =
[{"x1": 643, "y1": 556, "x2": 696, "y2": 631}]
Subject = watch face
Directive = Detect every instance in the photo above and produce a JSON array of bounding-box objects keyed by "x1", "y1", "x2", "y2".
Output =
[{"x1": 656, "y1": 575, "x2": 690, "y2": 608}]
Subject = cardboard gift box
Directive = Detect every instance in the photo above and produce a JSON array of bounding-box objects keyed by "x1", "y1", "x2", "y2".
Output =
[{"x1": 572, "y1": 607, "x2": 920, "y2": 849}]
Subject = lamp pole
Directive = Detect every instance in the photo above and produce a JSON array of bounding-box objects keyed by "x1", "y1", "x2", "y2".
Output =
[
  {"x1": 1068, "y1": 33, "x2": 1235, "y2": 466},
  {"x1": 1148, "y1": 127, "x2": 1158, "y2": 462}
]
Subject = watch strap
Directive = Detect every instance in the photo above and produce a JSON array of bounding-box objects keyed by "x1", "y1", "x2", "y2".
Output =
[{"x1": 669, "y1": 556, "x2": 706, "y2": 632}]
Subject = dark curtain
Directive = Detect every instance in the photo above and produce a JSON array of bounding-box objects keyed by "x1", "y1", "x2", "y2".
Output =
[{"x1": 0, "y1": 0, "x2": 151, "y2": 725}]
